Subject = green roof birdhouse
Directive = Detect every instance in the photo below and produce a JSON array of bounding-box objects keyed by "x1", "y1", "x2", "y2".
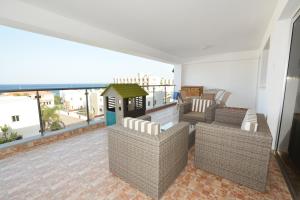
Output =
[{"x1": 101, "y1": 84, "x2": 148, "y2": 126}]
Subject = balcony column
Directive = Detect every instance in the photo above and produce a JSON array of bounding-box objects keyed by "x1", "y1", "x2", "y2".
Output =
[{"x1": 174, "y1": 64, "x2": 182, "y2": 92}]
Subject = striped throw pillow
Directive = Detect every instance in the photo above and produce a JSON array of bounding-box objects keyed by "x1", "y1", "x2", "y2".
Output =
[
  {"x1": 122, "y1": 117, "x2": 160, "y2": 135},
  {"x1": 192, "y1": 99, "x2": 212, "y2": 113},
  {"x1": 241, "y1": 109, "x2": 258, "y2": 132}
]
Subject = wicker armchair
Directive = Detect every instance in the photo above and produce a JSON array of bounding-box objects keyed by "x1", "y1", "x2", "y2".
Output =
[
  {"x1": 108, "y1": 121, "x2": 189, "y2": 199},
  {"x1": 179, "y1": 101, "x2": 217, "y2": 124},
  {"x1": 195, "y1": 107, "x2": 272, "y2": 192}
]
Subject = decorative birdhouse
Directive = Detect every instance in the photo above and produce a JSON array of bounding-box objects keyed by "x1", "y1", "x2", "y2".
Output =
[{"x1": 101, "y1": 84, "x2": 148, "y2": 126}]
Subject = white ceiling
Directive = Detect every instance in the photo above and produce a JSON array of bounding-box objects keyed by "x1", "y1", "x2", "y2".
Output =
[{"x1": 11, "y1": 0, "x2": 279, "y2": 63}]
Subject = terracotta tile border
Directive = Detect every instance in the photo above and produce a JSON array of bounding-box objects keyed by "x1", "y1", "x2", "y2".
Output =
[{"x1": 0, "y1": 122, "x2": 105, "y2": 160}]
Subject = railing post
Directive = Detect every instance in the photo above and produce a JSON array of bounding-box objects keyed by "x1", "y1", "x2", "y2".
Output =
[
  {"x1": 164, "y1": 86, "x2": 167, "y2": 104},
  {"x1": 152, "y1": 86, "x2": 155, "y2": 108},
  {"x1": 35, "y1": 91, "x2": 44, "y2": 135},
  {"x1": 85, "y1": 89, "x2": 90, "y2": 124},
  {"x1": 173, "y1": 85, "x2": 176, "y2": 102}
]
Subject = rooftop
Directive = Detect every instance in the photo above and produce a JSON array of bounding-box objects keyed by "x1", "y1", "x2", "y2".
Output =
[{"x1": 0, "y1": 95, "x2": 32, "y2": 103}]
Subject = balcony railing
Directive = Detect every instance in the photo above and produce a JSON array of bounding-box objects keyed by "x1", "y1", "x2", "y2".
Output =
[{"x1": 0, "y1": 84, "x2": 176, "y2": 144}]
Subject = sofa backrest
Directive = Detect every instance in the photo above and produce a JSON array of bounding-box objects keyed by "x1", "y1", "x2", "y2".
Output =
[
  {"x1": 215, "y1": 107, "x2": 247, "y2": 125},
  {"x1": 123, "y1": 117, "x2": 160, "y2": 136},
  {"x1": 191, "y1": 98, "x2": 213, "y2": 113}
]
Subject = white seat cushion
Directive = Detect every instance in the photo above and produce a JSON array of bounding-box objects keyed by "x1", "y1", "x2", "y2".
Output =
[{"x1": 241, "y1": 109, "x2": 258, "y2": 132}]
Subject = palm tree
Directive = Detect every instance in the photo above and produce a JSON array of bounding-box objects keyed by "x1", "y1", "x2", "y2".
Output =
[
  {"x1": 0, "y1": 124, "x2": 9, "y2": 140},
  {"x1": 41, "y1": 106, "x2": 65, "y2": 131}
]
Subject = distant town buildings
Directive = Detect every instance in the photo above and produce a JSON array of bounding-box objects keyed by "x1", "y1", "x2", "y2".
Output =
[
  {"x1": 60, "y1": 90, "x2": 86, "y2": 111},
  {"x1": 146, "y1": 90, "x2": 165, "y2": 109},
  {"x1": 0, "y1": 78, "x2": 173, "y2": 140},
  {"x1": 3, "y1": 91, "x2": 55, "y2": 107},
  {"x1": 113, "y1": 74, "x2": 174, "y2": 108},
  {"x1": 113, "y1": 73, "x2": 173, "y2": 86},
  {"x1": 59, "y1": 89, "x2": 104, "y2": 117},
  {"x1": 0, "y1": 89, "x2": 105, "y2": 139}
]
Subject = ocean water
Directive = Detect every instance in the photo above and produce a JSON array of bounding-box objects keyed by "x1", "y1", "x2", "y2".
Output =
[{"x1": 0, "y1": 83, "x2": 108, "y2": 92}]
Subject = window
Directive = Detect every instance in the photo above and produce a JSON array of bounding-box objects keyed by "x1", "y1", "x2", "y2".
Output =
[
  {"x1": 148, "y1": 101, "x2": 151, "y2": 106},
  {"x1": 12, "y1": 115, "x2": 20, "y2": 122},
  {"x1": 135, "y1": 96, "x2": 143, "y2": 109},
  {"x1": 107, "y1": 97, "x2": 116, "y2": 112}
]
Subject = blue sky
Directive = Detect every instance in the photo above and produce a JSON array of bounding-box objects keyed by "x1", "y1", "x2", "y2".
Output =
[{"x1": 0, "y1": 25, "x2": 173, "y2": 84}]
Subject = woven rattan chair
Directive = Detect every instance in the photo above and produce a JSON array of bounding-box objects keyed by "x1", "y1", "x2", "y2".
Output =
[
  {"x1": 179, "y1": 99, "x2": 218, "y2": 124},
  {"x1": 195, "y1": 107, "x2": 272, "y2": 192},
  {"x1": 108, "y1": 120, "x2": 189, "y2": 199}
]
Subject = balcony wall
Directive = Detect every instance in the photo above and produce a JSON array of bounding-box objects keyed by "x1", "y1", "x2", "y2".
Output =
[{"x1": 0, "y1": 84, "x2": 176, "y2": 156}]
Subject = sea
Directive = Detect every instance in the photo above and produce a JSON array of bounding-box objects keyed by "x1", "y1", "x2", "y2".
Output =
[{"x1": 0, "y1": 84, "x2": 108, "y2": 94}]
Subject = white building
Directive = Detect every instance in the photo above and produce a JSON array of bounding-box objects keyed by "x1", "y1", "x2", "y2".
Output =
[
  {"x1": 114, "y1": 74, "x2": 174, "y2": 108},
  {"x1": 113, "y1": 73, "x2": 173, "y2": 86},
  {"x1": 60, "y1": 90, "x2": 86, "y2": 111},
  {"x1": 88, "y1": 89, "x2": 105, "y2": 118},
  {"x1": 0, "y1": 96, "x2": 40, "y2": 138},
  {"x1": 145, "y1": 90, "x2": 165, "y2": 109},
  {"x1": 3, "y1": 91, "x2": 55, "y2": 107},
  {"x1": 39, "y1": 91, "x2": 55, "y2": 107}
]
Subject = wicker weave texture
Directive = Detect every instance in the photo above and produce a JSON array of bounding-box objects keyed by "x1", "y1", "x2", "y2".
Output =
[
  {"x1": 179, "y1": 102, "x2": 192, "y2": 121},
  {"x1": 214, "y1": 107, "x2": 247, "y2": 125},
  {"x1": 137, "y1": 114, "x2": 151, "y2": 121},
  {"x1": 195, "y1": 109, "x2": 272, "y2": 192},
  {"x1": 108, "y1": 122, "x2": 189, "y2": 199}
]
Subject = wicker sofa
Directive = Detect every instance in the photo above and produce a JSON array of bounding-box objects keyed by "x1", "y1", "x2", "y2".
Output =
[
  {"x1": 195, "y1": 107, "x2": 272, "y2": 192},
  {"x1": 108, "y1": 117, "x2": 189, "y2": 199},
  {"x1": 179, "y1": 100, "x2": 218, "y2": 124}
]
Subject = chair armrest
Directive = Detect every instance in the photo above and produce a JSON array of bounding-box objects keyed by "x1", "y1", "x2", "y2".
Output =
[
  {"x1": 158, "y1": 122, "x2": 189, "y2": 142},
  {"x1": 215, "y1": 107, "x2": 247, "y2": 125},
  {"x1": 179, "y1": 102, "x2": 192, "y2": 119}
]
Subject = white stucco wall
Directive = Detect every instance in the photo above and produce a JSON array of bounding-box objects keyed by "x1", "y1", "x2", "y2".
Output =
[
  {"x1": 264, "y1": 19, "x2": 292, "y2": 149},
  {"x1": 182, "y1": 51, "x2": 259, "y2": 109},
  {"x1": 254, "y1": 0, "x2": 300, "y2": 150},
  {"x1": 256, "y1": 45, "x2": 270, "y2": 115}
]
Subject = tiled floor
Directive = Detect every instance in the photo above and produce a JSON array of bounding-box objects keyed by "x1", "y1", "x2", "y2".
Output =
[{"x1": 0, "y1": 107, "x2": 292, "y2": 200}]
